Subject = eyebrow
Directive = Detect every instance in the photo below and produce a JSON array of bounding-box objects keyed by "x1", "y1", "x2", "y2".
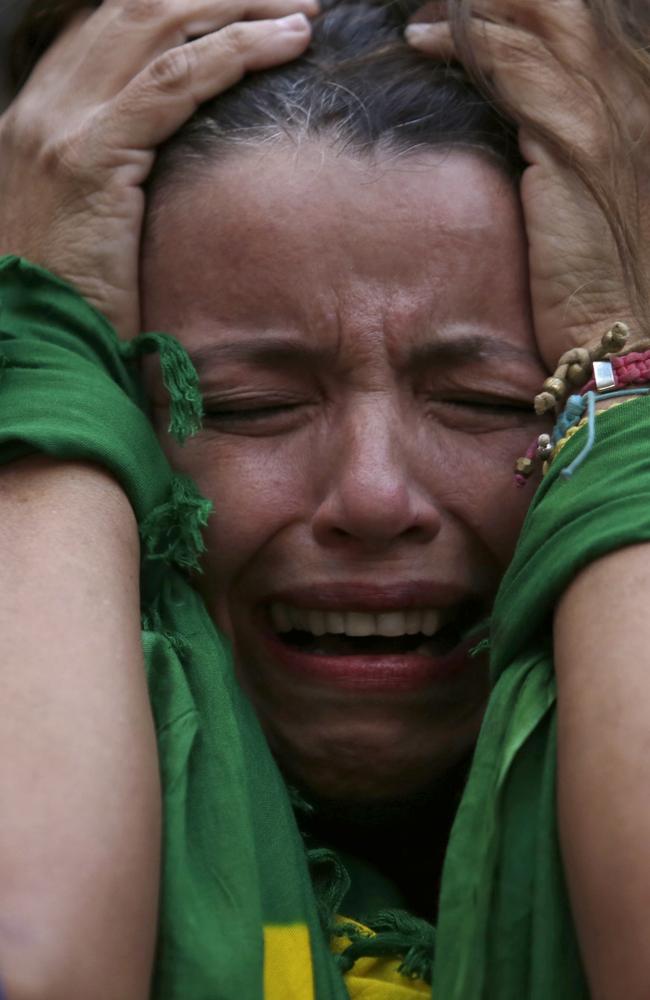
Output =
[
  {"x1": 187, "y1": 338, "x2": 333, "y2": 375},
  {"x1": 186, "y1": 333, "x2": 540, "y2": 376},
  {"x1": 405, "y1": 334, "x2": 540, "y2": 371}
]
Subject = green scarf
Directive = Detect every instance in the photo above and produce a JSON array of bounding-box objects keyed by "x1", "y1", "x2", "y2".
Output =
[
  {"x1": 434, "y1": 392, "x2": 650, "y2": 999},
  {"x1": 0, "y1": 256, "x2": 424, "y2": 998},
  {"x1": 3, "y1": 254, "x2": 645, "y2": 998}
]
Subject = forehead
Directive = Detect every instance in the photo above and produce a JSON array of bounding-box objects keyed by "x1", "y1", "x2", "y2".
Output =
[{"x1": 142, "y1": 142, "x2": 530, "y2": 352}]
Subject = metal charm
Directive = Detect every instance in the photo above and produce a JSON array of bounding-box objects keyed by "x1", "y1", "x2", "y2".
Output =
[{"x1": 593, "y1": 360, "x2": 616, "y2": 394}]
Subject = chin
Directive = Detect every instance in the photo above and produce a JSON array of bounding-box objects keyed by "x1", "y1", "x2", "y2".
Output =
[
  {"x1": 265, "y1": 712, "x2": 483, "y2": 805},
  {"x1": 228, "y1": 612, "x2": 490, "y2": 804}
]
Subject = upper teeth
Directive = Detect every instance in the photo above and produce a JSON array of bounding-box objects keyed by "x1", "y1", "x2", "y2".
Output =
[{"x1": 270, "y1": 603, "x2": 446, "y2": 637}]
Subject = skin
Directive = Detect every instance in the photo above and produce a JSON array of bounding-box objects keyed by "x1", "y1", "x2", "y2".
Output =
[
  {"x1": 0, "y1": 1, "x2": 317, "y2": 339},
  {"x1": 556, "y1": 542, "x2": 650, "y2": 999},
  {"x1": 407, "y1": 2, "x2": 650, "y2": 363},
  {"x1": 0, "y1": 459, "x2": 158, "y2": 1000},
  {"x1": 2, "y1": 0, "x2": 650, "y2": 990},
  {"x1": 142, "y1": 142, "x2": 548, "y2": 803},
  {"x1": 0, "y1": 4, "x2": 318, "y2": 993},
  {"x1": 409, "y1": 6, "x2": 650, "y2": 992}
]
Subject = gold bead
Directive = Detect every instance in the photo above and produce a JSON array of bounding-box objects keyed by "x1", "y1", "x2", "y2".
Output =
[
  {"x1": 567, "y1": 362, "x2": 587, "y2": 384},
  {"x1": 542, "y1": 376, "x2": 565, "y2": 399},
  {"x1": 535, "y1": 391, "x2": 558, "y2": 416},
  {"x1": 559, "y1": 347, "x2": 590, "y2": 369},
  {"x1": 602, "y1": 322, "x2": 629, "y2": 353},
  {"x1": 515, "y1": 457, "x2": 534, "y2": 476}
]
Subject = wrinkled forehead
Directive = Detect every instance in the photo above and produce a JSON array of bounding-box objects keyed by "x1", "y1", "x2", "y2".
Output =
[{"x1": 142, "y1": 141, "x2": 532, "y2": 355}]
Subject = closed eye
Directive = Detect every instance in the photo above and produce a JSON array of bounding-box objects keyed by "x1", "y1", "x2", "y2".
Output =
[
  {"x1": 201, "y1": 396, "x2": 312, "y2": 436},
  {"x1": 425, "y1": 393, "x2": 537, "y2": 432},
  {"x1": 204, "y1": 403, "x2": 300, "y2": 422},
  {"x1": 437, "y1": 397, "x2": 532, "y2": 413}
]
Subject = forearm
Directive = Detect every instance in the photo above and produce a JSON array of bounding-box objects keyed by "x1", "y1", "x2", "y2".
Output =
[
  {"x1": 0, "y1": 457, "x2": 160, "y2": 1000},
  {"x1": 555, "y1": 542, "x2": 650, "y2": 1000}
]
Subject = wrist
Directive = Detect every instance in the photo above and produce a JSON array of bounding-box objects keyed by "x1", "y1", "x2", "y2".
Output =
[{"x1": 515, "y1": 325, "x2": 650, "y2": 485}]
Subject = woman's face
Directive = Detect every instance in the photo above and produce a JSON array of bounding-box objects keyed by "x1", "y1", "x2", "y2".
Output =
[{"x1": 142, "y1": 144, "x2": 546, "y2": 803}]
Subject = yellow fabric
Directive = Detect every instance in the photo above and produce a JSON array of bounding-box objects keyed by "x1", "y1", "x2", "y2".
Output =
[
  {"x1": 263, "y1": 917, "x2": 430, "y2": 1000},
  {"x1": 263, "y1": 925, "x2": 315, "y2": 1000},
  {"x1": 550, "y1": 416, "x2": 588, "y2": 461},
  {"x1": 331, "y1": 918, "x2": 430, "y2": 999}
]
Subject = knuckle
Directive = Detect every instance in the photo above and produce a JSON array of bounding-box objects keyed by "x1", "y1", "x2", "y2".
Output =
[
  {"x1": 41, "y1": 121, "x2": 100, "y2": 184},
  {"x1": 121, "y1": 0, "x2": 171, "y2": 23},
  {"x1": 219, "y1": 22, "x2": 253, "y2": 56},
  {"x1": 0, "y1": 108, "x2": 21, "y2": 147},
  {"x1": 42, "y1": 135, "x2": 82, "y2": 180},
  {"x1": 148, "y1": 46, "x2": 195, "y2": 90},
  {"x1": 0, "y1": 106, "x2": 45, "y2": 157}
]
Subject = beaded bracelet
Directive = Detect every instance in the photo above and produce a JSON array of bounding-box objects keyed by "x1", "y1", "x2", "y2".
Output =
[
  {"x1": 533, "y1": 322, "x2": 631, "y2": 417},
  {"x1": 552, "y1": 388, "x2": 649, "y2": 479},
  {"x1": 514, "y1": 323, "x2": 650, "y2": 487},
  {"x1": 580, "y1": 348, "x2": 650, "y2": 395},
  {"x1": 515, "y1": 388, "x2": 650, "y2": 487}
]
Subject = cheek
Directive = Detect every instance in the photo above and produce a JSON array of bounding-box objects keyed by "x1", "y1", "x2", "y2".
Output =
[
  {"x1": 474, "y1": 476, "x2": 533, "y2": 568},
  {"x1": 162, "y1": 435, "x2": 309, "y2": 587},
  {"x1": 408, "y1": 414, "x2": 536, "y2": 577},
  {"x1": 434, "y1": 430, "x2": 536, "y2": 568},
  {"x1": 159, "y1": 419, "x2": 536, "y2": 611}
]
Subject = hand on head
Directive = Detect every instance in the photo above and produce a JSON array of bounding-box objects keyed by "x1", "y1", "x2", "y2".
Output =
[
  {"x1": 407, "y1": 0, "x2": 650, "y2": 371},
  {"x1": 0, "y1": 0, "x2": 317, "y2": 338},
  {"x1": 3, "y1": 0, "x2": 649, "y2": 805}
]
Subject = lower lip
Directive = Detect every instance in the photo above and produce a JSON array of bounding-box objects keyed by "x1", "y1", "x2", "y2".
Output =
[{"x1": 260, "y1": 628, "x2": 481, "y2": 694}]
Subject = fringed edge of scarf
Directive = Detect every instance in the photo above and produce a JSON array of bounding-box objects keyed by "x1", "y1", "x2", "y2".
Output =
[
  {"x1": 333, "y1": 910, "x2": 435, "y2": 985},
  {"x1": 307, "y1": 848, "x2": 435, "y2": 986},
  {"x1": 140, "y1": 605, "x2": 190, "y2": 658},
  {"x1": 140, "y1": 473, "x2": 213, "y2": 573},
  {"x1": 121, "y1": 332, "x2": 203, "y2": 444},
  {"x1": 120, "y1": 328, "x2": 437, "y2": 989}
]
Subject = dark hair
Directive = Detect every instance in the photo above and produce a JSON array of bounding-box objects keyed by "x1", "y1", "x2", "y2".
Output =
[
  {"x1": 10, "y1": 1, "x2": 523, "y2": 191},
  {"x1": 11, "y1": 0, "x2": 650, "y2": 324},
  {"x1": 150, "y1": 1, "x2": 522, "y2": 192}
]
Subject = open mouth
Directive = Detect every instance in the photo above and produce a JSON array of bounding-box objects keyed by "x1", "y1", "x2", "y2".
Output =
[
  {"x1": 261, "y1": 601, "x2": 485, "y2": 692},
  {"x1": 275, "y1": 626, "x2": 461, "y2": 658},
  {"x1": 268, "y1": 604, "x2": 479, "y2": 659}
]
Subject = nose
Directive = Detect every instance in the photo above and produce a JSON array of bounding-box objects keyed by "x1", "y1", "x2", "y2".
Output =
[{"x1": 311, "y1": 403, "x2": 442, "y2": 552}]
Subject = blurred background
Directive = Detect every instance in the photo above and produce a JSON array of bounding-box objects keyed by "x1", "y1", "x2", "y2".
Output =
[{"x1": 1, "y1": 0, "x2": 28, "y2": 109}]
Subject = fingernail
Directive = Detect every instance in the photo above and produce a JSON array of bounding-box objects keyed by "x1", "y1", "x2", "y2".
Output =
[
  {"x1": 405, "y1": 23, "x2": 434, "y2": 44},
  {"x1": 277, "y1": 12, "x2": 310, "y2": 32}
]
